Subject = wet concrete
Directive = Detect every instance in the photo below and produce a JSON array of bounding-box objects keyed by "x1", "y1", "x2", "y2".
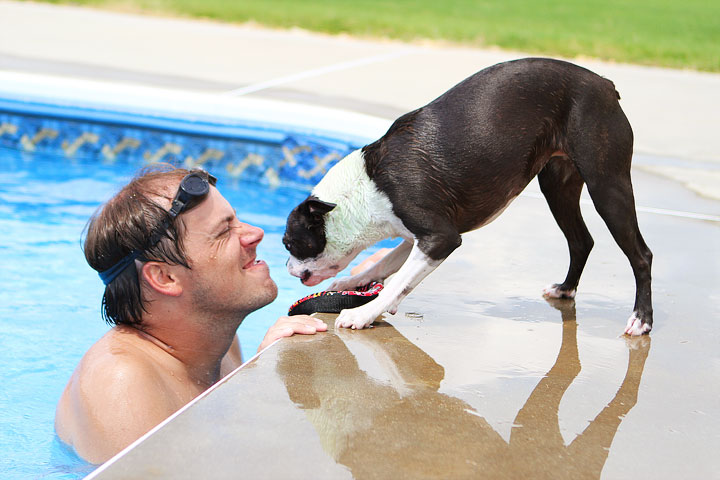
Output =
[
  {"x1": 89, "y1": 317, "x2": 651, "y2": 480},
  {"x1": 91, "y1": 171, "x2": 720, "y2": 479}
]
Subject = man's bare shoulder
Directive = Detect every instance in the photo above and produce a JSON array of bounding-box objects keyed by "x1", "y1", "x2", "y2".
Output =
[
  {"x1": 55, "y1": 327, "x2": 184, "y2": 463},
  {"x1": 72, "y1": 327, "x2": 174, "y2": 392}
]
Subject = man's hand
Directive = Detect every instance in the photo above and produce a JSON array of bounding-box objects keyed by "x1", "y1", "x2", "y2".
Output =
[{"x1": 257, "y1": 315, "x2": 328, "y2": 352}]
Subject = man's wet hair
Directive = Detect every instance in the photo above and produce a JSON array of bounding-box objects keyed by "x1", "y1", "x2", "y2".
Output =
[{"x1": 84, "y1": 165, "x2": 195, "y2": 327}]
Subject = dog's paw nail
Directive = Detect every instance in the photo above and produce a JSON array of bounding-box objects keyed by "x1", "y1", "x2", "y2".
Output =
[
  {"x1": 542, "y1": 284, "x2": 559, "y2": 297},
  {"x1": 335, "y1": 306, "x2": 376, "y2": 330},
  {"x1": 624, "y1": 313, "x2": 651, "y2": 336},
  {"x1": 543, "y1": 284, "x2": 576, "y2": 299}
]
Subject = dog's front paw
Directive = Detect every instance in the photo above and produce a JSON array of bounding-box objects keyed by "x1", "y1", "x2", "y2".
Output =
[
  {"x1": 543, "y1": 283, "x2": 576, "y2": 299},
  {"x1": 624, "y1": 312, "x2": 652, "y2": 336},
  {"x1": 335, "y1": 305, "x2": 380, "y2": 330}
]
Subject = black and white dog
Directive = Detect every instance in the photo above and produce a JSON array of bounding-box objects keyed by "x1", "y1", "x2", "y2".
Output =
[{"x1": 284, "y1": 58, "x2": 653, "y2": 335}]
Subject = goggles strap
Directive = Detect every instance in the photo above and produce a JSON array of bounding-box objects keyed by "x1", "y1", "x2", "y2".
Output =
[{"x1": 98, "y1": 250, "x2": 142, "y2": 286}]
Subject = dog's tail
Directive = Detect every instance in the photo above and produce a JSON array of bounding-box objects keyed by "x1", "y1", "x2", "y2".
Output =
[{"x1": 604, "y1": 76, "x2": 621, "y2": 100}]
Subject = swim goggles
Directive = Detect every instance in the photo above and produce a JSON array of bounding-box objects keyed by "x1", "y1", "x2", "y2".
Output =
[{"x1": 98, "y1": 170, "x2": 218, "y2": 286}]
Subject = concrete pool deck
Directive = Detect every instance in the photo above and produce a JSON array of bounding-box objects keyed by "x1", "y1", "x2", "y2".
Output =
[{"x1": 1, "y1": 2, "x2": 719, "y2": 478}]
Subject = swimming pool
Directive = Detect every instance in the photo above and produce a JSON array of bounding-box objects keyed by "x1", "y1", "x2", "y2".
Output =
[{"x1": 0, "y1": 100, "x2": 393, "y2": 478}]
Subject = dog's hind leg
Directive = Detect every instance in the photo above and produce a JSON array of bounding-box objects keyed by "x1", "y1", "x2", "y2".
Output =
[
  {"x1": 570, "y1": 112, "x2": 653, "y2": 335},
  {"x1": 584, "y1": 174, "x2": 653, "y2": 335},
  {"x1": 539, "y1": 156, "x2": 595, "y2": 300}
]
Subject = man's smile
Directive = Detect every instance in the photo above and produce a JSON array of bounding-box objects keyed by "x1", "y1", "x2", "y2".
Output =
[{"x1": 243, "y1": 258, "x2": 267, "y2": 270}]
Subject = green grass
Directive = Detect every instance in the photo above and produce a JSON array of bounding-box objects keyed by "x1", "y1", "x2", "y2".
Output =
[{"x1": 40, "y1": 0, "x2": 720, "y2": 71}]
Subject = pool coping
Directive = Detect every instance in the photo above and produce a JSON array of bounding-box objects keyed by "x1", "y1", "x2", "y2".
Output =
[{"x1": 0, "y1": 70, "x2": 391, "y2": 149}]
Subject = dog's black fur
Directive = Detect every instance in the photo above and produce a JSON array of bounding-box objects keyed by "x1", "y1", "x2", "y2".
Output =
[{"x1": 285, "y1": 58, "x2": 653, "y2": 333}]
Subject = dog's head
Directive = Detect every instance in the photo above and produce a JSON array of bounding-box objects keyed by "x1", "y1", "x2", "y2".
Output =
[
  {"x1": 283, "y1": 195, "x2": 339, "y2": 285},
  {"x1": 284, "y1": 196, "x2": 344, "y2": 286}
]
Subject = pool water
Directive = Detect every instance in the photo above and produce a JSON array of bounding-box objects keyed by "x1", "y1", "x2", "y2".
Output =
[{"x1": 0, "y1": 147, "x2": 390, "y2": 479}]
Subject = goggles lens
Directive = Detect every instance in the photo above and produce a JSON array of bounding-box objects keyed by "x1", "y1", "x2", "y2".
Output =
[{"x1": 168, "y1": 170, "x2": 217, "y2": 218}]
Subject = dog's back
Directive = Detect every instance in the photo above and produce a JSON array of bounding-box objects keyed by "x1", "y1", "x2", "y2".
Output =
[{"x1": 362, "y1": 57, "x2": 630, "y2": 235}]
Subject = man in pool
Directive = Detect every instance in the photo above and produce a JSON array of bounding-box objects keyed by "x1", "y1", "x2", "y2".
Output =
[{"x1": 55, "y1": 166, "x2": 327, "y2": 464}]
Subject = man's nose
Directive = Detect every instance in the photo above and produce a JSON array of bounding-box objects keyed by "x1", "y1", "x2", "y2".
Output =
[{"x1": 239, "y1": 223, "x2": 264, "y2": 247}]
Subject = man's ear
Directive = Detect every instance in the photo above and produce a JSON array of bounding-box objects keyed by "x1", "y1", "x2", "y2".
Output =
[
  {"x1": 306, "y1": 196, "x2": 336, "y2": 216},
  {"x1": 141, "y1": 262, "x2": 183, "y2": 297}
]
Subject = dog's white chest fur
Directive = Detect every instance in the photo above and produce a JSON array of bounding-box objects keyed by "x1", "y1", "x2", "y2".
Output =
[{"x1": 312, "y1": 149, "x2": 412, "y2": 258}]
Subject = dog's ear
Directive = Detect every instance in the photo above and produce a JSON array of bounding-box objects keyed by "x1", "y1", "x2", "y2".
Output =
[{"x1": 306, "y1": 197, "x2": 336, "y2": 216}]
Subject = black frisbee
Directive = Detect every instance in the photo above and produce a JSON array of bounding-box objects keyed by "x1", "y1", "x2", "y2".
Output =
[{"x1": 288, "y1": 282, "x2": 384, "y2": 316}]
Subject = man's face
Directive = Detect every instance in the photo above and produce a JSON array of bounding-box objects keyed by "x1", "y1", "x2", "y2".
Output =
[{"x1": 175, "y1": 186, "x2": 278, "y2": 321}]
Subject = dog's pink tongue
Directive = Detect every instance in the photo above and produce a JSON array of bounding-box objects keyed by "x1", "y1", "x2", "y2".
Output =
[{"x1": 302, "y1": 275, "x2": 324, "y2": 287}]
